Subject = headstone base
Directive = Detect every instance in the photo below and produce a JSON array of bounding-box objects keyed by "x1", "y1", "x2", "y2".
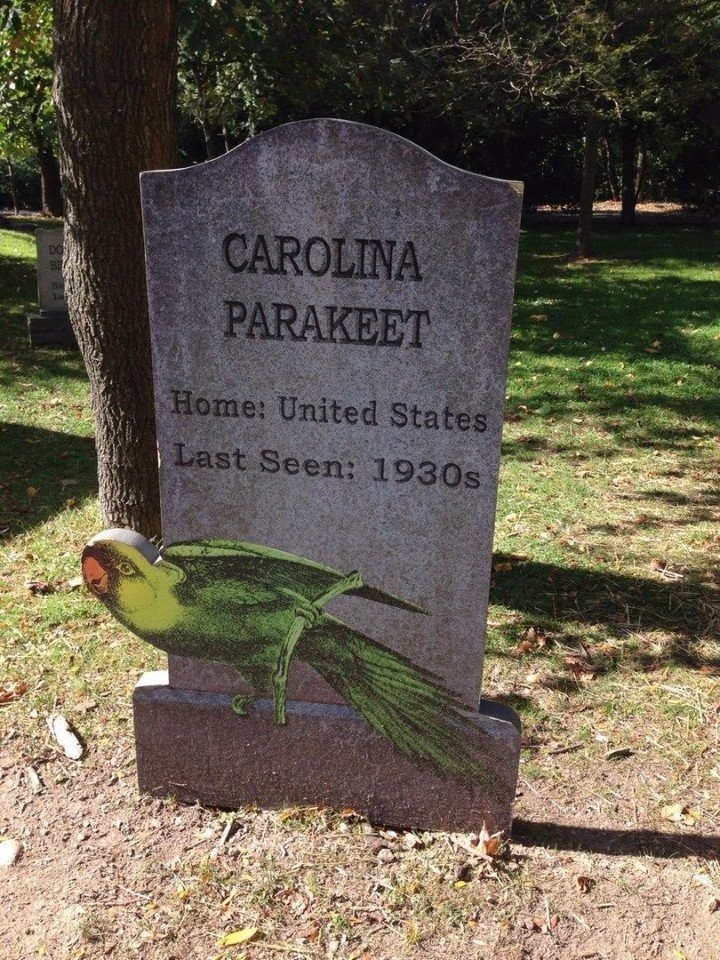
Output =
[
  {"x1": 27, "y1": 310, "x2": 77, "y2": 348},
  {"x1": 133, "y1": 671, "x2": 521, "y2": 834}
]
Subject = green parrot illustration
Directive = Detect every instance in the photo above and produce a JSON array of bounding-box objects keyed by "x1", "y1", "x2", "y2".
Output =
[{"x1": 82, "y1": 528, "x2": 488, "y2": 782}]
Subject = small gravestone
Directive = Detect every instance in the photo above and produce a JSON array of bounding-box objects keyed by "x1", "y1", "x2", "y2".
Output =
[
  {"x1": 26, "y1": 227, "x2": 77, "y2": 348},
  {"x1": 132, "y1": 119, "x2": 522, "y2": 832}
]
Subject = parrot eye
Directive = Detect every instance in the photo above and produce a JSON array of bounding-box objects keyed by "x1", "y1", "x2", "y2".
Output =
[{"x1": 116, "y1": 560, "x2": 136, "y2": 576}]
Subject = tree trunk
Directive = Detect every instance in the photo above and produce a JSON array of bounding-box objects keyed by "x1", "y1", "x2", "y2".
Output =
[
  {"x1": 576, "y1": 113, "x2": 602, "y2": 259},
  {"x1": 200, "y1": 118, "x2": 218, "y2": 160},
  {"x1": 34, "y1": 135, "x2": 63, "y2": 217},
  {"x1": 53, "y1": 0, "x2": 178, "y2": 538},
  {"x1": 6, "y1": 159, "x2": 19, "y2": 213},
  {"x1": 634, "y1": 131, "x2": 646, "y2": 204},
  {"x1": 602, "y1": 136, "x2": 619, "y2": 201},
  {"x1": 620, "y1": 123, "x2": 637, "y2": 227}
]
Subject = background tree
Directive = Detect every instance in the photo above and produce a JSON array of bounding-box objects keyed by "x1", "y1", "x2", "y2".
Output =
[
  {"x1": 53, "y1": 0, "x2": 178, "y2": 537},
  {"x1": 429, "y1": 0, "x2": 720, "y2": 250},
  {"x1": 0, "y1": 0, "x2": 61, "y2": 215}
]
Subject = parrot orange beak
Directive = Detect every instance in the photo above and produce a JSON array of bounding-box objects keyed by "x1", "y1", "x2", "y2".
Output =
[{"x1": 82, "y1": 555, "x2": 110, "y2": 596}]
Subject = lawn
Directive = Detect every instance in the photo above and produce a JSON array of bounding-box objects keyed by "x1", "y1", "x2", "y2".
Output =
[{"x1": 1, "y1": 219, "x2": 719, "y2": 960}]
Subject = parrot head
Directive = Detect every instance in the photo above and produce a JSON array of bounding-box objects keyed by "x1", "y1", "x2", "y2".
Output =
[{"x1": 82, "y1": 529, "x2": 185, "y2": 636}]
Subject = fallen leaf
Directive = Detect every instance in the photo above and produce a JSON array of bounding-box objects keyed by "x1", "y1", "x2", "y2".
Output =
[
  {"x1": 605, "y1": 747, "x2": 634, "y2": 761},
  {"x1": 26, "y1": 486, "x2": 39, "y2": 498},
  {"x1": 649, "y1": 558, "x2": 684, "y2": 580},
  {"x1": 476, "y1": 823, "x2": 504, "y2": 859},
  {"x1": 0, "y1": 681, "x2": 28, "y2": 705},
  {"x1": 59, "y1": 478, "x2": 79, "y2": 487},
  {"x1": 661, "y1": 803, "x2": 701, "y2": 826},
  {"x1": 699, "y1": 665, "x2": 720, "y2": 677},
  {"x1": 493, "y1": 561, "x2": 513, "y2": 572},
  {"x1": 513, "y1": 626, "x2": 549, "y2": 656},
  {"x1": 25, "y1": 766, "x2": 43, "y2": 794},
  {"x1": 218, "y1": 927, "x2": 261, "y2": 946},
  {"x1": 75, "y1": 698, "x2": 97, "y2": 714},
  {"x1": 576, "y1": 875, "x2": 594, "y2": 894},
  {"x1": 25, "y1": 580, "x2": 54, "y2": 595},
  {"x1": 564, "y1": 656, "x2": 600, "y2": 675},
  {"x1": 66, "y1": 576, "x2": 84, "y2": 590}
]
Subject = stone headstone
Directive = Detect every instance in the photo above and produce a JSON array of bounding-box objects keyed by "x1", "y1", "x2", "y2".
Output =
[
  {"x1": 135, "y1": 119, "x2": 522, "y2": 832},
  {"x1": 36, "y1": 228, "x2": 67, "y2": 311},
  {"x1": 26, "y1": 227, "x2": 77, "y2": 348}
]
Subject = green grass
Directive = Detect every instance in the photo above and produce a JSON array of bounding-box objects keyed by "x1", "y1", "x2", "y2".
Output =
[
  {"x1": 0, "y1": 219, "x2": 718, "y2": 750},
  {"x1": 2, "y1": 219, "x2": 719, "y2": 960},
  {"x1": 488, "y1": 226, "x2": 720, "y2": 714}
]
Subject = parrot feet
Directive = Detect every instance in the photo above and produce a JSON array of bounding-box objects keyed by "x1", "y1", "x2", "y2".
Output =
[
  {"x1": 231, "y1": 693, "x2": 252, "y2": 716},
  {"x1": 272, "y1": 570, "x2": 365, "y2": 726}
]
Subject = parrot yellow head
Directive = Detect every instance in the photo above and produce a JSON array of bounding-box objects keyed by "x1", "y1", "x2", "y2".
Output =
[{"x1": 82, "y1": 529, "x2": 185, "y2": 636}]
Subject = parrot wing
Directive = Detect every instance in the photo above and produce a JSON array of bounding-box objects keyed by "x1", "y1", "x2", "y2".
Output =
[
  {"x1": 162, "y1": 539, "x2": 427, "y2": 614},
  {"x1": 300, "y1": 617, "x2": 494, "y2": 788}
]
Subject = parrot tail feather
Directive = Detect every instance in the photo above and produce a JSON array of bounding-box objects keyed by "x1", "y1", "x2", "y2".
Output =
[{"x1": 301, "y1": 617, "x2": 497, "y2": 788}]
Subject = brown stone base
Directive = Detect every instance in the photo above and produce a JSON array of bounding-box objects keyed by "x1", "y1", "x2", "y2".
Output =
[{"x1": 132, "y1": 671, "x2": 521, "y2": 834}]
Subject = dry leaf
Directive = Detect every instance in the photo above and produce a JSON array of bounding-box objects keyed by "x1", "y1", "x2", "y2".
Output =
[
  {"x1": 576, "y1": 875, "x2": 594, "y2": 894},
  {"x1": 493, "y1": 561, "x2": 513, "y2": 572},
  {"x1": 66, "y1": 576, "x2": 84, "y2": 590},
  {"x1": 513, "y1": 626, "x2": 549, "y2": 656},
  {"x1": 476, "y1": 823, "x2": 504, "y2": 859},
  {"x1": 25, "y1": 580, "x2": 54, "y2": 595},
  {"x1": 0, "y1": 681, "x2": 28, "y2": 705},
  {"x1": 649, "y1": 558, "x2": 684, "y2": 580},
  {"x1": 26, "y1": 486, "x2": 39, "y2": 498},
  {"x1": 218, "y1": 927, "x2": 261, "y2": 946},
  {"x1": 75, "y1": 699, "x2": 97, "y2": 714},
  {"x1": 661, "y1": 803, "x2": 701, "y2": 826},
  {"x1": 564, "y1": 656, "x2": 600, "y2": 675}
]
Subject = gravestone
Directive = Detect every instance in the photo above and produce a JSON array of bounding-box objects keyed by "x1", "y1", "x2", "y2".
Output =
[
  {"x1": 134, "y1": 119, "x2": 522, "y2": 833},
  {"x1": 26, "y1": 227, "x2": 77, "y2": 348}
]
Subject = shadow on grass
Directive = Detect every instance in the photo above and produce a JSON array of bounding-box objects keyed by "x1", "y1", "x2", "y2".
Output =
[
  {"x1": 510, "y1": 227, "x2": 720, "y2": 448},
  {"x1": 489, "y1": 558, "x2": 720, "y2": 671},
  {"x1": 0, "y1": 421, "x2": 97, "y2": 535},
  {"x1": 513, "y1": 819, "x2": 720, "y2": 860}
]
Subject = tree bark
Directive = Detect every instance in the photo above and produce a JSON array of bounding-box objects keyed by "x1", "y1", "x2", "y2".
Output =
[
  {"x1": 6, "y1": 159, "x2": 19, "y2": 214},
  {"x1": 576, "y1": 113, "x2": 602, "y2": 259},
  {"x1": 34, "y1": 134, "x2": 63, "y2": 217},
  {"x1": 53, "y1": 0, "x2": 178, "y2": 538},
  {"x1": 602, "y1": 136, "x2": 619, "y2": 201},
  {"x1": 620, "y1": 123, "x2": 638, "y2": 227}
]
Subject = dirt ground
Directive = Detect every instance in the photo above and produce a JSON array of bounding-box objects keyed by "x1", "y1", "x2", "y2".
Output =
[{"x1": 2, "y1": 719, "x2": 719, "y2": 960}]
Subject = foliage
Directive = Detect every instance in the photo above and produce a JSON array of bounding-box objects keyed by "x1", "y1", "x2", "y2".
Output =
[
  {"x1": 431, "y1": 0, "x2": 720, "y2": 206},
  {"x1": 2, "y1": 0, "x2": 720, "y2": 207},
  {"x1": 176, "y1": 0, "x2": 437, "y2": 158},
  {"x1": 0, "y1": 0, "x2": 55, "y2": 158}
]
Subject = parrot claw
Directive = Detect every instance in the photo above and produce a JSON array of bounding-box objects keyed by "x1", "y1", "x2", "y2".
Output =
[{"x1": 231, "y1": 693, "x2": 252, "y2": 716}]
